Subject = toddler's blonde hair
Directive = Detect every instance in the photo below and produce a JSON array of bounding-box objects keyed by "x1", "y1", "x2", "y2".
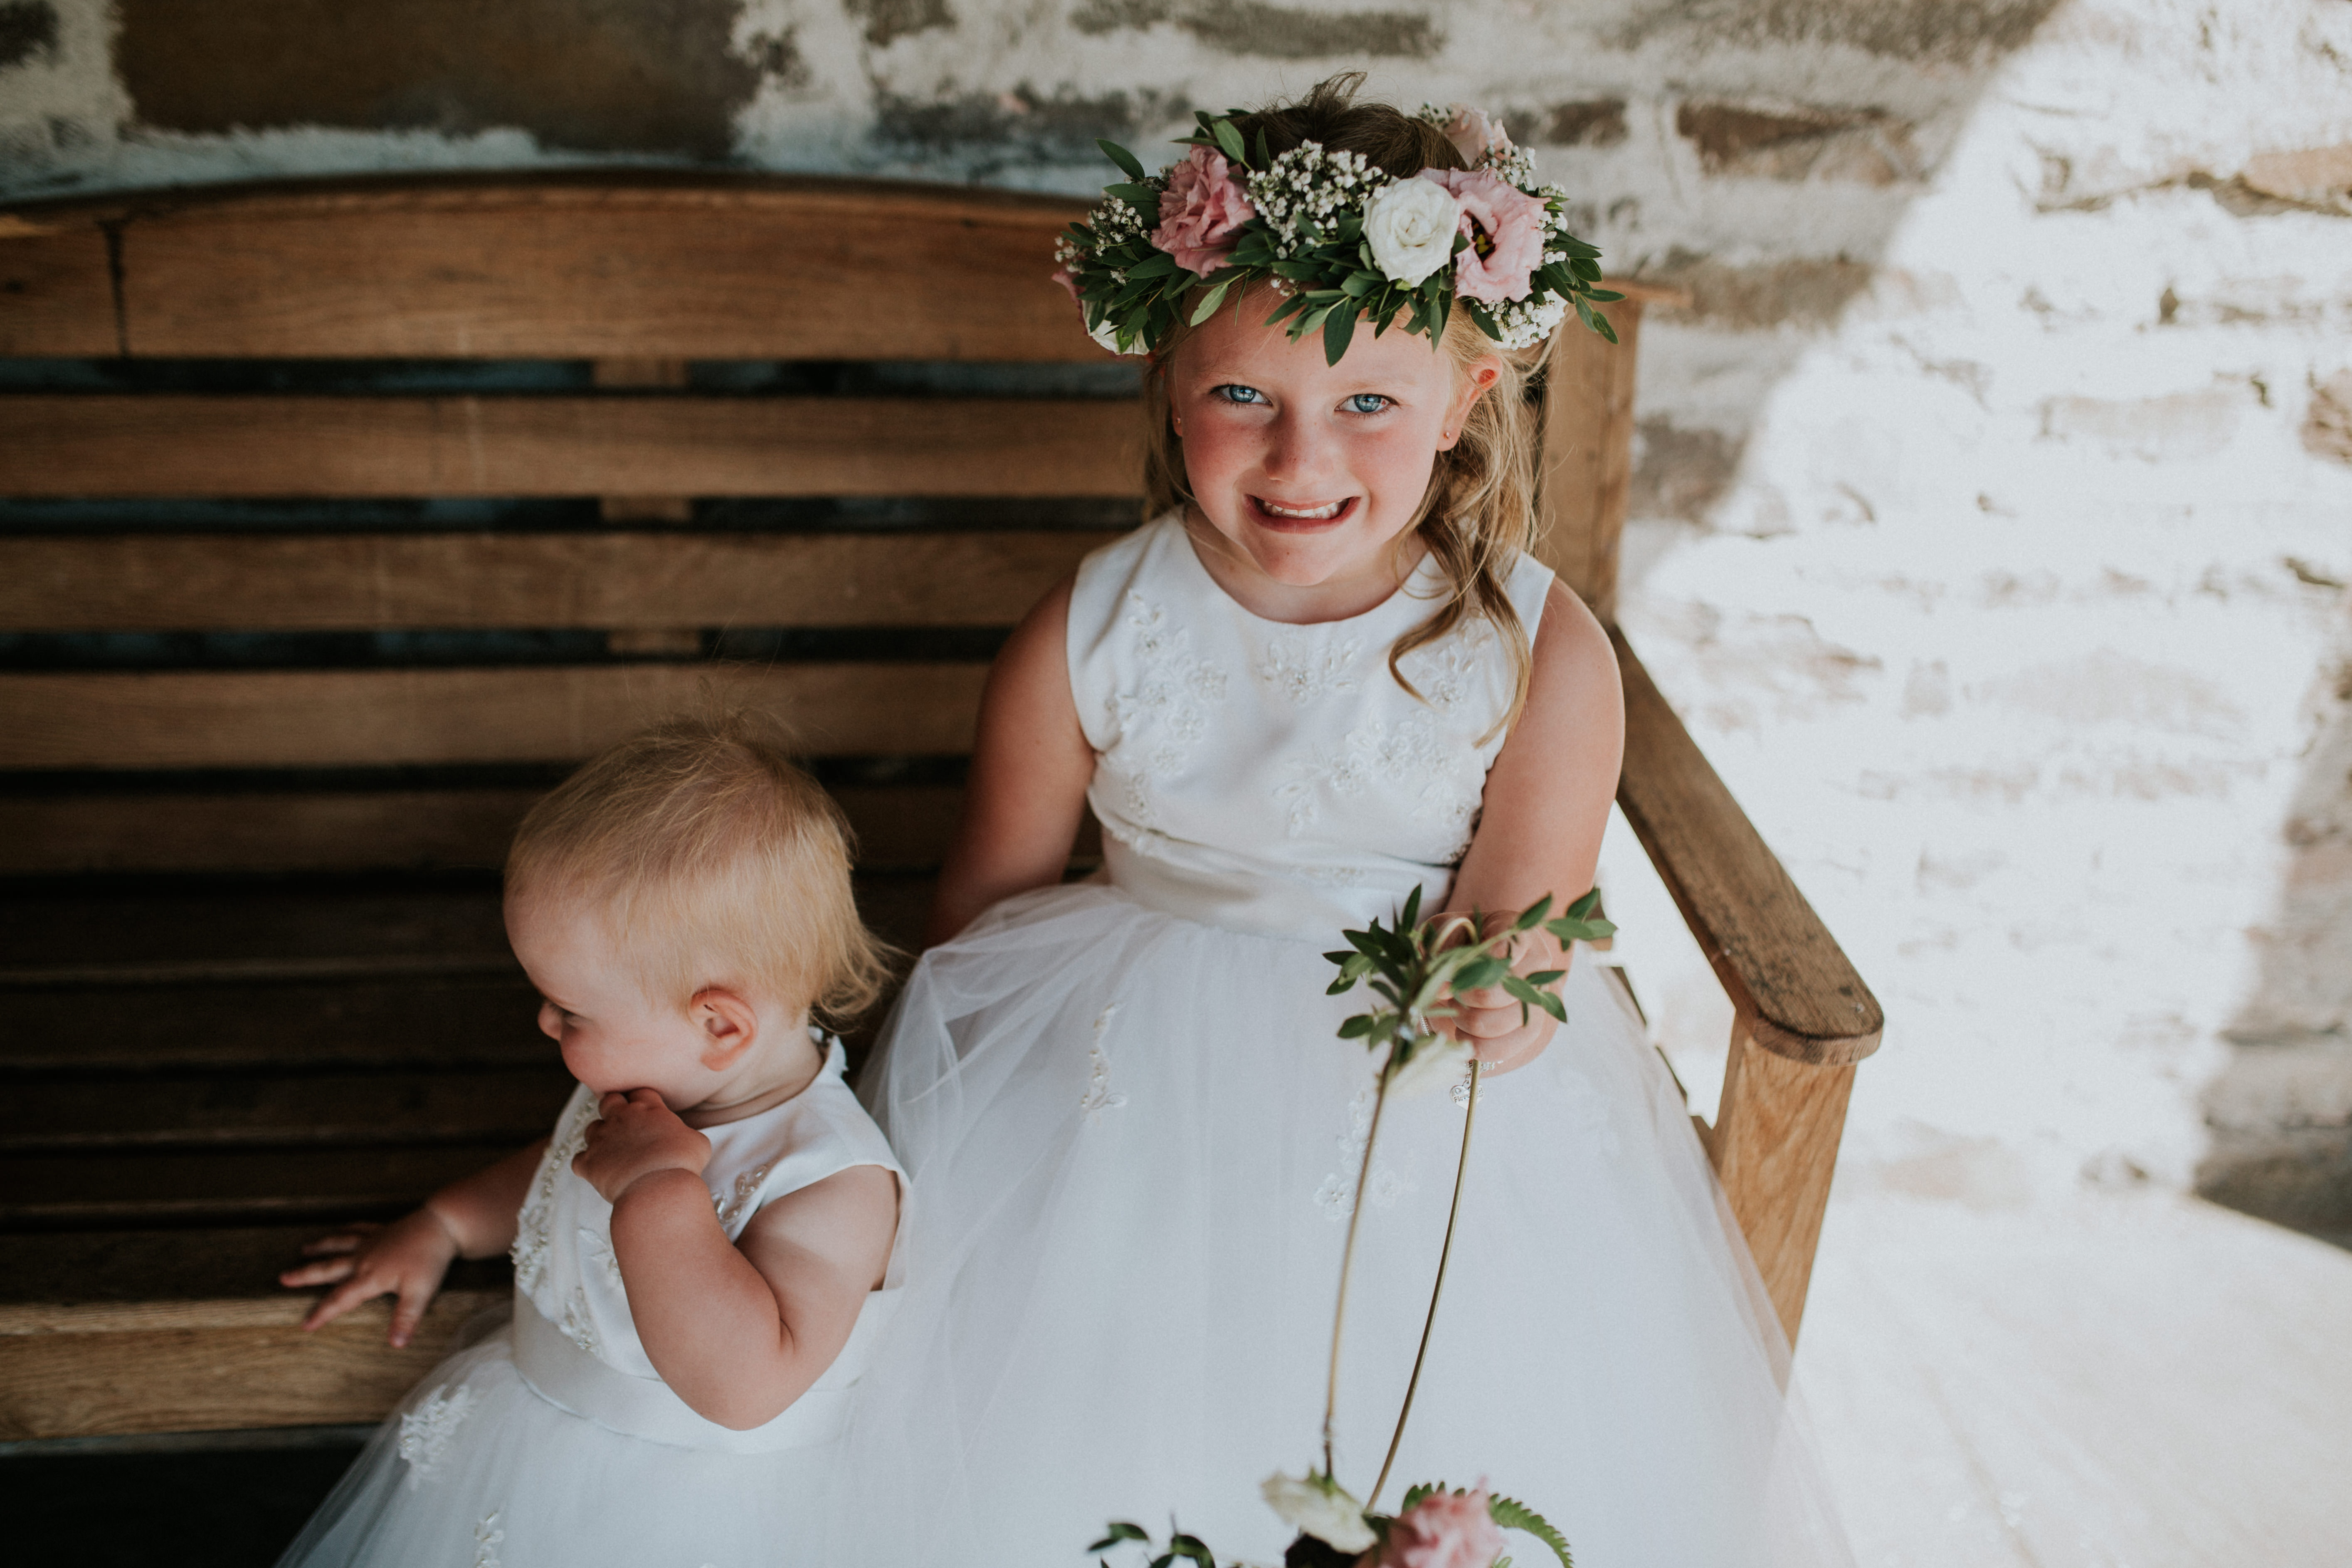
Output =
[
  {"x1": 1142, "y1": 73, "x2": 1554, "y2": 731},
  {"x1": 506, "y1": 711, "x2": 893, "y2": 1026}
]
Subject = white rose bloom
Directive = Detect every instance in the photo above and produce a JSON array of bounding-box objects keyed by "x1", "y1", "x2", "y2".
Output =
[
  {"x1": 1362, "y1": 177, "x2": 1460, "y2": 287},
  {"x1": 1086, "y1": 313, "x2": 1142, "y2": 356},
  {"x1": 1385, "y1": 1029, "x2": 1474, "y2": 1100},
  {"x1": 1261, "y1": 1472, "x2": 1378, "y2": 1553}
]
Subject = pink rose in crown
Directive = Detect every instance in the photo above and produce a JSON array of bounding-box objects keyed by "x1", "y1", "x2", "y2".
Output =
[
  {"x1": 1436, "y1": 104, "x2": 1511, "y2": 165},
  {"x1": 1417, "y1": 168, "x2": 1546, "y2": 303},
  {"x1": 1150, "y1": 145, "x2": 1256, "y2": 276},
  {"x1": 1366, "y1": 1485, "x2": 1505, "y2": 1568}
]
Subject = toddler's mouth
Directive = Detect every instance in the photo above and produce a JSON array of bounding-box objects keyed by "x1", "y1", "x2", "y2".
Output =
[{"x1": 1249, "y1": 495, "x2": 1356, "y2": 527}]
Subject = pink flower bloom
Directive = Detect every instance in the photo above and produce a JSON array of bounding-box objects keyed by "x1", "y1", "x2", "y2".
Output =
[
  {"x1": 1417, "y1": 168, "x2": 1546, "y2": 303},
  {"x1": 1436, "y1": 104, "x2": 1511, "y2": 165},
  {"x1": 1051, "y1": 264, "x2": 1081, "y2": 302},
  {"x1": 1149, "y1": 145, "x2": 1256, "y2": 276},
  {"x1": 1369, "y1": 1485, "x2": 1505, "y2": 1568}
]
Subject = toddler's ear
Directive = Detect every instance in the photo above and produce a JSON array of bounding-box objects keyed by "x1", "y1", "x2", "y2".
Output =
[{"x1": 692, "y1": 987, "x2": 760, "y2": 1070}]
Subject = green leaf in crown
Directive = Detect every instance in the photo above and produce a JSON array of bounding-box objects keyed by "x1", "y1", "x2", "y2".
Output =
[{"x1": 1053, "y1": 102, "x2": 1617, "y2": 364}]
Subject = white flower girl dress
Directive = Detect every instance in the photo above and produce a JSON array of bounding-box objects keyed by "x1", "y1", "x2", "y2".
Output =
[
  {"x1": 849, "y1": 515, "x2": 1850, "y2": 1568},
  {"x1": 277, "y1": 1036, "x2": 901, "y2": 1568}
]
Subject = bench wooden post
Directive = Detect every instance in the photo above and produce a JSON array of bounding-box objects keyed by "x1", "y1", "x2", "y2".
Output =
[{"x1": 1537, "y1": 294, "x2": 1884, "y2": 1348}]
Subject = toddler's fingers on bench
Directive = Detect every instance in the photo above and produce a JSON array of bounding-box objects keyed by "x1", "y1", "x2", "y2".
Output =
[
  {"x1": 301, "y1": 1269, "x2": 394, "y2": 1333},
  {"x1": 279, "y1": 1254, "x2": 361, "y2": 1288},
  {"x1": 298, "y1": 1225, "x2": 380, "y2": 1258}
]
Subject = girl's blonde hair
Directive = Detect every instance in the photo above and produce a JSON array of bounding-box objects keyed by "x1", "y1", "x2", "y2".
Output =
[
  {"x1": 1143, "y1": 73, "x2": 1555, "y2": 730},
  {"x1": 506, "y1": 712, "x2": 894, "y2": 1027}
]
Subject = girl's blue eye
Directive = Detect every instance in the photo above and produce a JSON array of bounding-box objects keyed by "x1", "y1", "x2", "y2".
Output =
[
  {"x1": 1344, "y1": 393, "x2": 1392, "y2": 415},
  {"x1": 1214, "y1": 384, "x2": 1267, "y2": 406}
]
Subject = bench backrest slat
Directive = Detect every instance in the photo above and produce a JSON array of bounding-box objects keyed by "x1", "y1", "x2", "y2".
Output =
[
  {"x1": 2, "y1": 177, "x2": 1105, "y2": 361},
  {"x1": 1, "y1": 395, "x2": 1142, "y2": 496},
  {"x1": 0, "y1": 531, "x2": 1116, "y2": 632}
]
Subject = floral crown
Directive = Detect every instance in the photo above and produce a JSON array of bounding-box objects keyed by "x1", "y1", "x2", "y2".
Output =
[{"x1": 1053, "y1": 103, "x2": 1621, "y2": 365}]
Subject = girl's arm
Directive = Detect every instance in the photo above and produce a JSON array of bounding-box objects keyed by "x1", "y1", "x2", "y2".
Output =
[
  {"x1": 578, "y1": 1087, "x2": 898, "y2": 1430},
  {"x1": 1440, "y1": 580, "x2": 1625, "y2": 1072},
  {"x1": 282, "y1": 1137, "x2": 547, "y2": 1347},
  {"x1": 924, "y1": 574, "x2": 1096, "y2": 947},
  {"x1": 608, "y1": 1162, "x2": 899, "y2": 1431}
]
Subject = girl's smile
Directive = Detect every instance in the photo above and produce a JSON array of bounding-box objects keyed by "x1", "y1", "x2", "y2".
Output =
[{"x1": 1165, "y1": 292, "x2": 1498, "y2": 624}]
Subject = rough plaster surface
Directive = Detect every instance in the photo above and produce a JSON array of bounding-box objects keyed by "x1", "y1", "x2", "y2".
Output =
[
  {"x1": 114, "y1": 0, "x2": 762, "y2": 158},
  {"x1": 3, "y1": 0, "x2": 2350, "y2": 1229}
]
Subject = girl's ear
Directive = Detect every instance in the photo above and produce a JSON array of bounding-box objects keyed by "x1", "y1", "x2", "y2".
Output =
[
  {"x1": 692, "y1": 987, "x2": 760, "y2": 1070},
  {"x1": 1439, "y1": 355, "x2": 1505, "y2": 452}
]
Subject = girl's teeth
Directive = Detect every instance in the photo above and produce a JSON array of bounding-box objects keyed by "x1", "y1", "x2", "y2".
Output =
[{"x1": 1261, "y1": 499, "x2": 1344, "y2": 519}]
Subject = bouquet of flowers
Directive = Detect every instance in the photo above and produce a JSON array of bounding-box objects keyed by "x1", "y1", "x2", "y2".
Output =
[
  {"x1": 1054, "y1": 103, "x2": 1621, "y2": 364},
  {"x1": 1092, "y1": 886, "x2": 1616, "y2": 1568}
]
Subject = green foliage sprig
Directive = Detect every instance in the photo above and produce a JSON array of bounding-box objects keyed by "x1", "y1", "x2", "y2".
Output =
[{"x1": 1326, "y1": 885, "x2": 1617, "y2": 1086}]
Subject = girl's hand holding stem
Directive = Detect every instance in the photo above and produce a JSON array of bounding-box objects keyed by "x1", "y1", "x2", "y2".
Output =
[{"x1": 1435, "y1": 917, "x2": 1568, "y2": 1076}]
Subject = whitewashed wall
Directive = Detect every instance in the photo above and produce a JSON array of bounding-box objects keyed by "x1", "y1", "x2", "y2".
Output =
[{"x1": 5, "y1": 0, "x2": 2348, "y2": 1224}]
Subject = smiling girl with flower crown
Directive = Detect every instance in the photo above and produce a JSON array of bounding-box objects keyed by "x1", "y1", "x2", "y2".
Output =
[{"x1": 847, "y1": 77, "x2": 1852, "y2": 1568}]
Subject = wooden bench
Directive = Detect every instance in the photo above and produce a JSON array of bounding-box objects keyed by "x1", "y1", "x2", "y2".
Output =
[{"x1": 0, "y1": 172, "x2": 1882, "y2": 1442}]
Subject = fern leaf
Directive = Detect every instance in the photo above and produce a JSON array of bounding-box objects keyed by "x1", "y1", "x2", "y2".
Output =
[{"x1": 1487, "y1": 1496, "x2": 1573, "y2": 1568}]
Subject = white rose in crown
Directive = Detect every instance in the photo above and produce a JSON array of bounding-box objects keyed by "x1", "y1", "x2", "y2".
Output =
[
  {"x1": 1262, "y1": 1472, "x2": 1378, "y2": 1553},
  {"x1": 1362, "y1": 176, "x2": 1461, "y2": 287}
]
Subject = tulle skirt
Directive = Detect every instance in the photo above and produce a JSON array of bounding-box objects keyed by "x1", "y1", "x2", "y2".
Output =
[
  {"x1": 844, "y1": 882, "x2": 1852, "y2": 1568},
  {"x1": 276, "y1": 1313, "x2": 842, "y2": 1568}
]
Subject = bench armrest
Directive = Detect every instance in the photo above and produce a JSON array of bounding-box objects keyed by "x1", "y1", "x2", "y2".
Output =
[{"x1": 1611, "y1": 626, "x2": 1883, "y2": 1067}]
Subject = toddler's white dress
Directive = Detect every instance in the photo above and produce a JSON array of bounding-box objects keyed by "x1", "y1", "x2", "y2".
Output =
[
  {"x1": 848, "y1": 516, "x2": 1851, "y2": 1568},
  {"x1": 277, "y1": 1035, "x2": 902, "y2": 1568}
]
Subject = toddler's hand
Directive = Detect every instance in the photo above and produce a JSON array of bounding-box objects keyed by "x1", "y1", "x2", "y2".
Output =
[
  {"x1": 572, "y1": 1089, "x2": 712, "y2": 1205},
  {"x1": 280, "y1": 1209, "x2": 460, "y2": 1348}
]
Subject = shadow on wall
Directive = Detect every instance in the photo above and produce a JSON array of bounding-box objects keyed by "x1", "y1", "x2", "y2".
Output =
[{"x1": 2201, "y1": 398, "x2": 2352, "y2": 1244}]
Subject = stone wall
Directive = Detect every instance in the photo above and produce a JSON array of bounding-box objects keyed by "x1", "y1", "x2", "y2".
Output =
[{"x1": 3, "y1": 0, "x2": 2350, "y2": 1226}]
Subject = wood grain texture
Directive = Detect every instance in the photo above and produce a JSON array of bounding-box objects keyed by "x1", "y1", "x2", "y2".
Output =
[
  {"x1": 1535, "y1": 299, "x2": 1642, "y2": 620},
  {"x1": 5, "y1": 175, "x2": 1669, "y2": 363},
  {"x1": 1614, "y1": 627, "x2": 1884, "y2": 1064},
  {"x1": 2, "y1": 1145, "x2": 511, "y2": 1228},
  {"x1": 0, "y1": 781, "x2": 976, "y2": 874},
  {"x1": 5, "y1": 1071, "x2": 572, "y2": 1153},
  {"x1": 6, "y1": 174, "x2": 1100, "y2": 361},
  {"x1": 0, "y1": 1225, "x2": 511, "y2": 1308},
  {"x1": 0, "y1": 1289, "x2": 501, "y2": 1439},
  {"x1": 0, "y1": 980, "x2": 543, "y2": 1078},
  {"x1": 0, "y1": 530, "x2": 1118, "y2": 631},
  {"x1": 593, "y1": 357, "x2": 695, "y2": 522},
  {"x1": 0, "y1": 879, "x2": 510, "y2": 969},
  {"x1": 1707, "y1": 1020, "x2": 1857, "y2": 1343},
  {"x1": 0, "y1": 663, "x2": 989, "y2": 769},
  {"x1": 0, "y1": 395, "x2": 1143, "y2": 498},
  {"x1": 0, "y1": 217, "x2": 118, "y2": 356}
]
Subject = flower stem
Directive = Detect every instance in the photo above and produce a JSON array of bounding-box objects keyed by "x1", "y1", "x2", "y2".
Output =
[
  {"x1": 1369, "y1": 1057, "x2": 1482, "y2": 1510},
  {"x1": 1323, "y1": 1066, "x2": 1391, "y2": 1480}
]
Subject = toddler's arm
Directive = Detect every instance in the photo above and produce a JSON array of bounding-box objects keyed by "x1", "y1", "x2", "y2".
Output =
[
  {"x1": 1441, "y1": 579, "x2": 1625, "y2": 1072},
  {"x1": 925, "y1": 574, "x2": 1095, "y2": 946},
  {"x1": 281, "y1": 1138, "x2": 546, "y2": 1347},
  {"x1": 577, "y1": 1088, "x2": 898, "y2": 1431}
]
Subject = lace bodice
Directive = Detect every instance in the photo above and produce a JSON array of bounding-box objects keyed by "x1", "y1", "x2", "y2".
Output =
[
  {"x1": 1068, "y1": 514, "x2": 1553, "y2": 938},
  {"x1": 509, "y1": 1036, "x2": 901, "y2": 1420}
]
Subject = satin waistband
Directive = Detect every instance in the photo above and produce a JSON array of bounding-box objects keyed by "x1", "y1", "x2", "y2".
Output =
[
  {"x1": 511, "y1": 1290, "x2": 896, "y2": 1454},
  {"x1": 1099, "y1": 835, "x2": 1442, "y2": 940}
]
